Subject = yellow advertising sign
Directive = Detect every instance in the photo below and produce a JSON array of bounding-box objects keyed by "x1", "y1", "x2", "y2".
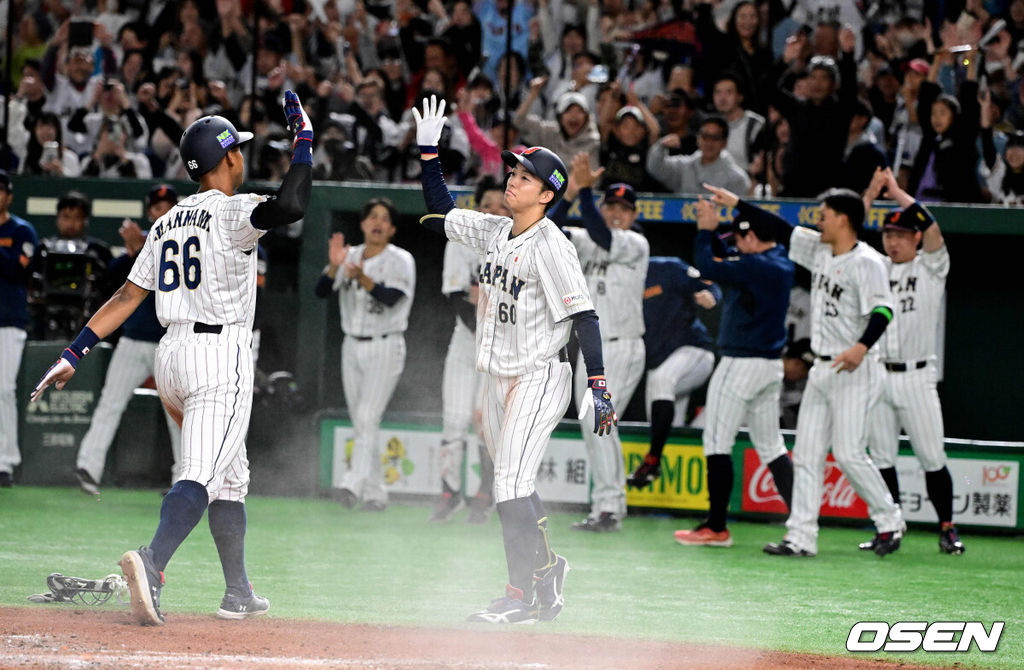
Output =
[{"x1": 622, "y1": 440, "x2": 709, "y2": 510}]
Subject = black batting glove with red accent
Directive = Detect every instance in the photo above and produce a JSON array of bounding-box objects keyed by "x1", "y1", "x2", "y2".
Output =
[{"x1": 588, "y1": 376, "x2": 617, "y2": 436}]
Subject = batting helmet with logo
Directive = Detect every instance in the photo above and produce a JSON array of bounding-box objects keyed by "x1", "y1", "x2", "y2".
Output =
[
  {"x1": 179, "y1": 115, "x2": 254, "y2": 181},
  {"x1": 500, "y1": 146, "x2": 569, "y2": 204}
]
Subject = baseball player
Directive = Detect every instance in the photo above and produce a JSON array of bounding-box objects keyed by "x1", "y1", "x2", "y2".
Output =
[
  {"x1": 31, "y1": 92, "x2": 314, "y2": 625},
  {"x1": 415, "y1": 96, "x2": 615, "y2": 624},
  {"x1": 862, "y1": 167, "x2": 964, "y2": 555},
  {"x1": 430, "y1": 176, "x2": 503, "y2": 524},
  {"x1": 626, "y1": 257, "x2": 720, "y2": 489},
  {"x1": 74, "y1": 185, "x2": 183, "y2": 497},
  {"x1": 0, "y1": 170, "x2": 38, "y2": 487},
  {"x1": 670, "y1": 187, "x2": 795, "y2": 548},
  {"x1": 755, "y1": 188, "x2": 904, "y2": 558},
  {"x1": 315, "y1": 197, "x2": 415, "y2": 512},
  {"x1": 548, "y1": 155, "x2": 649, "y2": 533}
]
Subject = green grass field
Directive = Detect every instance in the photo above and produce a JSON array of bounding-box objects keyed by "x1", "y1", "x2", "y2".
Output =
[{"x1": 0, "y1": 486, "x2": 1018, "y2": 668}]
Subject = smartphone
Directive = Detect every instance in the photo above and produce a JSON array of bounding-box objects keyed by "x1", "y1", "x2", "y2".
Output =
[
  {"x1": 108, "y1": 122, "x2": 122, "y2": 143},
  {"x1": 69, "y1": 20, "x2": 93, "y2": 48},
  {"x1": 41, "y1": 141, "x2": 59, "y2": 164}
]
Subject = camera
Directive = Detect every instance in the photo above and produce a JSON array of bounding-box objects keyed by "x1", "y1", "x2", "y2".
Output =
[
  {"x1": 68, "y1": 20, "x2": 93, "y2": 48},
  {"x1": 31, "y1": 239, "x2": 104, "y2": 339}
]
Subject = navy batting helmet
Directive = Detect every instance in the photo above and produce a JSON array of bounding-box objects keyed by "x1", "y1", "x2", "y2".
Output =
[
  {"x1": 501, "y1": 147, "x2": 569, "y2": 205},
  {"x1": 179, "y1": 115, "x2": 253, "y2": 181}
]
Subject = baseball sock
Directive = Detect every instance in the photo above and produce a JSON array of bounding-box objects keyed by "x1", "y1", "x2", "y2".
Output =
[
  {"x1": 925, "y1": 467, "x2": 955, "y2": 525},
  {"x1": 496, "y1": 497, "x2": 540, "y2": 599},
  {"x1": 648, "y1": 400, "x2": 674, "y2": 459},
  {"x1": 879, "y1": 467, "x2": 901, "y2": 507},
  {"x1": 767, "y1": 454, "x2": 794, "y2": 510},
  {"x1": 705, "y1": 455, "x2": 733, "y2": 532},
  {"x1": 148, "y1": 480, "x2": 209, "y2": 572},
  {"x1": 208, "y1": 500, "x2": 250, "y2": 597}
]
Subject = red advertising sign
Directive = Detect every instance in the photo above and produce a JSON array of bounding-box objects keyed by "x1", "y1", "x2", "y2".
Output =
[{"x1": 741, "y1": 449, "x2": 869, "y2": 518}]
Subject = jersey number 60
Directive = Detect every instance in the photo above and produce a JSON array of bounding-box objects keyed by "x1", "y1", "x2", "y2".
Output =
[{"x1": 159, "y1": 236, "x2": 202, "y2": 291}]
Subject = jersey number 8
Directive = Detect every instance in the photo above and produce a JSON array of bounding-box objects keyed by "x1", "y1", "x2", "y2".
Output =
[{"x1": 159, "y1": 236, "x2": 202, "y2": 291}]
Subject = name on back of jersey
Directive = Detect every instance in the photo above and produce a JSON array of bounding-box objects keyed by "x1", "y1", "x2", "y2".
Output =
[
  {"x1": 151, "y1": 208, "x2": 212, "y2": 240},
  {"x1": 479, "y1": 261, "x2": 526, "y2": 300}
]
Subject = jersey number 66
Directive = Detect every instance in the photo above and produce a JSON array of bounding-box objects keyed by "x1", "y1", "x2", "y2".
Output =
[{"x1": 159, "y1": 236, "x2": 203, "y2": 291}]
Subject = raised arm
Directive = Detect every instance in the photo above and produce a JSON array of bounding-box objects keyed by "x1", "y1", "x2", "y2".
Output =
[
  {"x1": 250, "y1": 90, "x2": 313, "y2": 230},
  {"x1": 414, "y1": 95, "x2": 457, "y2": 231}
]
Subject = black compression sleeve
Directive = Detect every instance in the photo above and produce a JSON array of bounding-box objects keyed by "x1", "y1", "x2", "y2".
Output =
[
  {"x1": 250, "y1": 162, "x2": 312, "y2": 230},
  {"x1": 369, "y1": 284, "x2": 405, "y2": 307},
  {"x1": 446, "y1": 292, "x2": 477, "y2": 332},
  {"x1": 420, "y1": 155, "x2": 456, "y2": 215},
  {"x1": 577, "y1": 188, "x2": 611, "y2": 250},
  {"x1": 314, "y1": 274, "x2": 334, "y2": 298},
  {"x1": 858, "y1": 307, "x2": 893, "y2": 349},
  {"x1": 571, "y1": 310, "x2": 604, "y2": 377}
]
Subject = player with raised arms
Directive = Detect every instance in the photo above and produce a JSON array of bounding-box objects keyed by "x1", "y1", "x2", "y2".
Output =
[
  {"x1": 30, "y1": 91, "x2": 314, "y2": 625},
  {"x1": 415, "y1": 95, "x2": 616, "y2": 624}
]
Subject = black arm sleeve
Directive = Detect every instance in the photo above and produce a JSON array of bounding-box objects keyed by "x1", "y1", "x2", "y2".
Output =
[
  {"x1": 571, "y1": 309, "x2": 604, "y2": 377},
  {"x1": 548, "y1": 198, "x2": 570, "y2": 227},
  {"x1": 577, "y1": 188, "x2": 611, "y2": 250},
  {"x1": 857, "y1": 308, "x2": 892, "y2": 349},
  {"x1": 420, "y1": 155, "x2": 457, "y2": 216},
  {"x1": 369, "y1": 284, "x2": 405, "y2": 307},
  {"x1": 736, "y1": 199, "x2": 794, "y2": 245},
  {"x1": 446, "y1": 292, "x2": 477, "y2": 332},
  {"x1": 314, "y1": 274, "x2": 334, "y2": 298},
  {"x1": 250, "y1": 163, "x2": 312, "y2": 230}
]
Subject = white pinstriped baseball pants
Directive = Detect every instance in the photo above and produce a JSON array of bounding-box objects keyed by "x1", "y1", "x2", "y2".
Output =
[
  {"x1": 0, "y1": 327, "x2": 26, "y2": 473},
  {"x1": 77, "y1": 337, "x2": 182, "y2": 484},
  {"x1": 482, "y1": 359, "x2": 572, "y2": 503},
  {"x1": 785, "y1": 359, "x2": 903, "y2": 552},
  {"x1": 439, "y1": 323, "x2": 484, "y2": 491},
  {"x1": 155, "y1": 324, "x2": 253, "y2": 503},
  {"x1": 645, "y1": 345, "x2": 715, "y2": 421},
  {"x1": 574, "y1": 337, "x2": 646, "y2": 518},
  {"x1": 867, "y1": 364, "x2": 947, "y2": 472},
  {"x1": 338, "y1": 334, "x2": 406, "y2": 504},
  {"x1": 702, "y1": 356, "x2": 788, "y2": 464}
]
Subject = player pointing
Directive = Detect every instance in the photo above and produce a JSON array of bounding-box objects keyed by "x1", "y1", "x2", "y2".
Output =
[
  {"x1": 415, "y1": 95, "x2": 615, "y2": 623},
  {"x1": 31, "y1": 91, "x2": 314, "y2": 624},
  {"x1": 862, "y1": 167, "x2": 964, "y2": 555}
]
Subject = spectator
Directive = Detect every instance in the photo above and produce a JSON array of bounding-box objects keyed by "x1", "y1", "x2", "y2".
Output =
[
  {"x1": 646, "y1": 116, "x2": 751, "y2": 195},
  {"x1": 476, "y1": 0, "x2": 533, "y2": 80},
  {"x1": 838, "y1": 98, "x2": 887, "y2": 194},
  {"x1": 890, "y1": 57, "x2": 931, "y2": 181},
  {"x1": 456, "y1": 88, "x2": 523, "y2": 179},
  {"x1": 982, "y1": 114, "x2": 1024, "y2": 205},
  {"x1": 866, "y1": 65, "x2": 901, "y2": 149},
  {"x1": 540, "y1": 20, "x2": 597, "y2": 109},
  {"x1": 771, "y1": 27, "x2": 858, "y2": 197},
  {"x1": 710, "y1": 71, "x2": 765, "y2": 174},
  {"x1": 81, "y1": 118, "x2": 152, "y2": 179},
  {"x1": 405, "y1": 37, "x2": 465, "y2": 109},
  {"x1": 347, "y1": 79, "x2": 403, "y2": 181},
  {"x1": 547, "y1": 51, "x2": 603, "y2": 116},
  {"x1": 599, "y1": 103, "x2": 663, "y2": 192},
  {"x1": 515, "y1": 85, "x2": 601, "y2": 165},
  {"x1": 441, "y1": 0, "x2": 482, "y2": 79},
  {"x1": 694, "y1": 0, "x2": 773, "y2": 115},
  {"x1": 907, "y1": 50, "x2": 984, "y2": 203},
  {"x1": 41, "y1": 21, "x2": 110, "y2": 124},
  {"x1": 749, "y1": 116, "x2": 790, "y2": 197},
  {"x1": 17, "y1": 111, "x2": 82, "y2": 177},
  {"x1": 494, "y1": 51, "x2": 528, "y2": 115},
  {"x1": 72, "y1": 77, "x2": 149, "y2": 155},
  {"x1": 8, "y1": 61, "x2": 49, "y2": 155},
  {"x1": 651, "y1": 87, "x2": 699, "y2": 156}
]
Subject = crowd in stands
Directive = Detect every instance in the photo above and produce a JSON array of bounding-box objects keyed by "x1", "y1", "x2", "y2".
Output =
[{"x1": 5, "y1": 0, "x2": 1024, "y2": 204}]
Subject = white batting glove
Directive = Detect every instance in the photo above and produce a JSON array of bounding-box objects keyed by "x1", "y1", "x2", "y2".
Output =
[
  {"x1": 31, "y1": 358, "x2": 76, "y2": 403},
  {"x1": 411, "y1": 95, "x2": 447, "y2": 148}
]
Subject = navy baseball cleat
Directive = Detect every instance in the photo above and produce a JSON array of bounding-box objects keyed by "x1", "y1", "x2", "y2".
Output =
[
  {"x1": 939, "y1": 525, "x2": 965, "y2": 554},
  {"x1": 119, "y1": 547, "x2": 165, "y2": 625},
  {"x1": 627, "y1": 455, "x2": 661, "y2": 489},
  {"x1": 217, "y1": 586, "x2": 270, "y2": 619},
  {"x1": 763, "y1": 539, "x2": 816, "y2": 557},
  {"x1": 0, "y1": 471, "x2": 13, "y2": 487},
  {"x1": 534, "y1": 554, "x2": 570, "y2": 621},
  {"x1": 871, "y1": 531, "x2": 902, "y2": 557},
  {"x1": 466, "y1": 585, "x2": 539, "y2": 624},
  {"x1": 571, "y1": 512, "x2": 621, "y2": 532}
]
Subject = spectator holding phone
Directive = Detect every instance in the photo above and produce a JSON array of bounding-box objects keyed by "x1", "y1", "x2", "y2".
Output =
[
  {"x1": 81, "y1": 119, "x2": 151, "y2": 178},
  {"x1": 17, "y1": 112, "x2": 81, "y2": 177}
]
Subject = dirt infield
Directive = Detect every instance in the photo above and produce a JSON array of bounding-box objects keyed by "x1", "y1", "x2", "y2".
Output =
[{"x1": 0, "y1": 606, "x2": 935, "y2": 670}]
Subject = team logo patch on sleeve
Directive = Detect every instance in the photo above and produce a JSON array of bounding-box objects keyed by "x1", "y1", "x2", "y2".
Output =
[
  {"x1": 562, "y1": 291, "x2": 587, "y2": 307},
  {"x1": 216, "y1": 129, "x2": 235, "y2": 148}
]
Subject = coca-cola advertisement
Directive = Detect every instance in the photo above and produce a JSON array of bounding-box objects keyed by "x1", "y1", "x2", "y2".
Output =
[{"x1": 741, "y1": 449, "x2": 869, "y2": 518}]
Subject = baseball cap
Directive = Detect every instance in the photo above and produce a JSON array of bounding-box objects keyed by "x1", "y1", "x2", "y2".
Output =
[
  {"x1": 0, "y1": 169, "x2": 11, "y2": 192},
  {"x1": 603, "y1": 183, "x2": 637, "y2": 210},
  {"x1": 731, "y1": 216, "x2": 773, "y2": 240},
  {"x1": 615, "y1": 106, "x2": 644, "y2": 124},
  {"x1": 501, "y1": 146, "x2": 569, "y2": 203},
  {"x1": 907, "y1": 58, "x2": 930, "y2": 75},
  {"x1": 555, "y1": 91, "x2": 589, "y2": 115},
  {"x1": 147, "y1": 183, "x2": 178, "y2": 208},
  {"x1": 1006, "y1": 130, "x2": 1024, "y2": 148}
]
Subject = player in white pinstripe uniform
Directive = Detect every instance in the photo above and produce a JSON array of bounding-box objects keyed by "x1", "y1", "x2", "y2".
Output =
[
  {"x1": 862, "y1": 167, "x2": 964, "y2": 554},
  {"x1": 315, "y1": 197, "x2": 415, "y2": 512},
  {"x1": 548, "y1": 154, "x2": 648, "y2": 533},
  {"x1": 32, "y1": 94, "x2": 313, "y2": 625},
  {"x1": 74, "y1": 185, "x2": 182, "y2": 496},
  {"x1": 415, "y1": 96, "x2": 616, "y2": 624},
  {"x1": 430, "y1": 177, "x2": 503, "y2": 524},
  {"x1": 759, "y1": 188, "x2": 905, "y2": 558},
  {"x1": 0, "y1": 170, "x2": 37, "y2": 487}
]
